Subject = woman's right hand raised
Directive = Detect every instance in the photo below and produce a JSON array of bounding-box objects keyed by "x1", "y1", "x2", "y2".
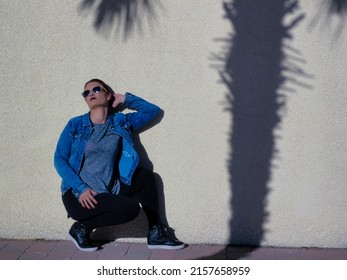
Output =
[
  {"x1": 112, "y1": 93, "x2": 125, "y2": 108},
  {"x1": 79, "y1": 188, "x2": 98, "y2": 210}
]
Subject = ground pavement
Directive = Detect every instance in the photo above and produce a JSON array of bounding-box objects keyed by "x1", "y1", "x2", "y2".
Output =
[{"x1": 1, "y1": 239, "x2": 347, "y2": 260}]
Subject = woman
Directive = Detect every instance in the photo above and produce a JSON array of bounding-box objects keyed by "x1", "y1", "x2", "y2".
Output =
[{"x1": 54, "y1": 79, "x2": 184, "y2": 251}]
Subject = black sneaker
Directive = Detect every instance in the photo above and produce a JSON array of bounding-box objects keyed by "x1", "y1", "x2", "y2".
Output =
[
  {"x1": 68, "y1": 222, "x2": 98, "y2": 252},
  {"x1": 147, "y1": 225, "x2": 185, "y2": 249}
]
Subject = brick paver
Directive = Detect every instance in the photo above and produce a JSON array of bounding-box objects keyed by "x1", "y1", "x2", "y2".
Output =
[
  {"x1": 98, "y1": 242, "x2": 130, "y2": 260},
  {"x1": 0, "y1": 240, "x2": 33, "y2": 260},
  {"x1": 226, "y1": 246, "x2": 253, "y2": 260},
  {"x1": 323, "y1": 248, "x2": 347, "y2": 260},
  {"x1": 121, "y1": 243, "x2": 152, "y2": 260},
  {"x1": 149, "y1": 248, "x2": 177, "y2": 260},
  {"x1": 250, "y1": 247, "x2": 277, "y2": 260},
  {"x1": 275, "y1": 247, "x2": 302, "y2": 260},
  {"x1": 18, "y1": 240, "x2": 56, "y2": 260}
]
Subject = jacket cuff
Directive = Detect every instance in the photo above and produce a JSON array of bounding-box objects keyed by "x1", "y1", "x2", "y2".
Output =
[
  {"x1": 72, "y1": 183, "x2": 89, "y2": 199},
  {"x1": 123, "y1": 92, "x2": 134, "y2": 107}
]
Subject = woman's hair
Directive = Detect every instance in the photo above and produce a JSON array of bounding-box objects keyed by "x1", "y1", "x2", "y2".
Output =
[{"x1": 84, "y1": 78, "x2": 115, "y2": 94}]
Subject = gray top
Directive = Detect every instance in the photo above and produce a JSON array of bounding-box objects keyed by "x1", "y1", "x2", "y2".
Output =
[{"x1": 79, "y1": 120, "x2": 121, "y2": 194}]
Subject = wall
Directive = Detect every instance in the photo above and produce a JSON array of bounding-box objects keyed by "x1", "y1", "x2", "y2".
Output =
[{"x1": 0, "y1": 0, "x2": 346, "y2": 248}]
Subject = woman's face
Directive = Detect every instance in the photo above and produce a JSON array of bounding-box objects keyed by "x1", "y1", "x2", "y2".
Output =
[{"x1": 83, "y1": 81, "x2": 112, "y2": 110}]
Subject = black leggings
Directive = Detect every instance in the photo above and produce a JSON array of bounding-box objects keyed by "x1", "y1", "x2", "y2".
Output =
[{"x1": 62, "y1": 168, "x2": 160, "y2": 229}]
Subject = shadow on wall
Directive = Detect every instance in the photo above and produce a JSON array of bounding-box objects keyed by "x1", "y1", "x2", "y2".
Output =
[
  {"x1": 309, "y1": 0, "x2": 347, "y2": 39},
  {"x1": 206, "y1": 0, "x2": 313, "y2": 259},
  {"x1": 78, "y1": 0, "x2": 162, "y2": 40},
  {"x1": 329, "y1": 0, "x2": 347, "y2": 13}
]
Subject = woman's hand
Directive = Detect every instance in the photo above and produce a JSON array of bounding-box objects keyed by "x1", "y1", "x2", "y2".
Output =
[
  {"x1": 79, "y1": 188, "x2": 98, "y2": 210},
  {"x1": 112, "y1": 93, "x2": 126, "y2": 108}
]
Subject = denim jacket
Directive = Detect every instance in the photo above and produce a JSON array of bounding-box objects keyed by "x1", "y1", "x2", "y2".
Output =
[{"x1": 54, "y1": 93, "x2": 160, "y2": 198}]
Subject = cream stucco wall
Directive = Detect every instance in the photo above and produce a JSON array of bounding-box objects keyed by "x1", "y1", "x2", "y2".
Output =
[{"x1": 0, "y1": 0, "x2": 346, "y2": 248}]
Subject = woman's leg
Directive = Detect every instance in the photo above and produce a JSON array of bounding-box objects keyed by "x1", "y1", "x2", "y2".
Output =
[
  {"x1": 62, "y1": 168, "x2": 184, "y2": 250},
  {"x1": 62, "y1": 189, "x2": 140, "y2": 229},
  {"x1": 119, "y1": 168, "x2": 184, "y2": 249},
  {"x1": 119, "y1": 167, "x2": 160, "y2": 228}
]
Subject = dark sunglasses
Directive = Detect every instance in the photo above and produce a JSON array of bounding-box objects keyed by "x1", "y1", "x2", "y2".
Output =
[{"x1": 82, "y1": 86, "x2": 106, "y2": 98}]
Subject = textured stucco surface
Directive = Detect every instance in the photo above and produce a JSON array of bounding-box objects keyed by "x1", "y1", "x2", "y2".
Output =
[{"x1": 0, "y1": 0, "x2": 346, "y2": 247}]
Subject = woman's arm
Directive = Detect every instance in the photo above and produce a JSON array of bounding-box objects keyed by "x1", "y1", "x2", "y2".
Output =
[
  {"x1": 53, "y1": 120, "x2": 89, "y2": 198},
  {"x1": 116, "y1": 92, "x2": 161, "y2": 132}
]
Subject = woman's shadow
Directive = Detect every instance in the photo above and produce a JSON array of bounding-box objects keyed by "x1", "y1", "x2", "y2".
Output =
[{"x1": 91, "y1": 104, "x2": 176, "y2": 244}]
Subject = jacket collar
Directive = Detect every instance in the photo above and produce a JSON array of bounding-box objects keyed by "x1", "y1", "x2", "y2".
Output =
[{"x1": 82, "y1": 112, "x2": 92, "y2": 127}]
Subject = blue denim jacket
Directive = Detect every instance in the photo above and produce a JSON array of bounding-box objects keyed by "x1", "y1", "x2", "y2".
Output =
[{"x1": 54, "y1": 93, "x2": 160, "y2": 198}]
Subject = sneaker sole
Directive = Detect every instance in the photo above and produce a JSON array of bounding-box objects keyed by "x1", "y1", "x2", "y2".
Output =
[
  {"x1": 67, "y1": 233, "x2": 98, "y2": 252},
  {"x1": 147, "y1": 244, "x2": 185, "y2": 250}
]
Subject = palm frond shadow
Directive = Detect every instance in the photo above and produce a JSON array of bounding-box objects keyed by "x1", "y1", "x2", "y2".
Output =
[
  {"x1": 309, "y1": 0, "x2": 347, "y2": 40},
  {"x1": 78, "y1": 0, "x2": 162, "y2": 40}
]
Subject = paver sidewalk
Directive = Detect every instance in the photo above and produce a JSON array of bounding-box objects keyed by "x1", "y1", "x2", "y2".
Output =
[{"x1": 1, "y1": 239, "x2": 347, "y2": 260}]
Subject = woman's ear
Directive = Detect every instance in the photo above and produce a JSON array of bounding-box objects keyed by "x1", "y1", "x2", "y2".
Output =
[{"x1": 106, "y1": 92, "x2": 113, "y2": 101}]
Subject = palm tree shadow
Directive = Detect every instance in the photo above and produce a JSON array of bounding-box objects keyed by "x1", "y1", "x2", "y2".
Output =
[
  {"x1": 205, "y1": 0, "x2": 312, "y2": 259},
  {"x1": 78, "y1": 0, "x2": 163, "y2": 40}
]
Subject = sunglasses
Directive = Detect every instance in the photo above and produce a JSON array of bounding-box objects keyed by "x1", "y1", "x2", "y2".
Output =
[{"x1": 82, "y1": 86, "x2": 106, "y2": 98}]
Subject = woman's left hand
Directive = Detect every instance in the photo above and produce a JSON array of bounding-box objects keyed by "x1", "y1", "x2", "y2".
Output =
[{"x1": 79, "y1": 188, "x2": 98, "y2": 210}]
